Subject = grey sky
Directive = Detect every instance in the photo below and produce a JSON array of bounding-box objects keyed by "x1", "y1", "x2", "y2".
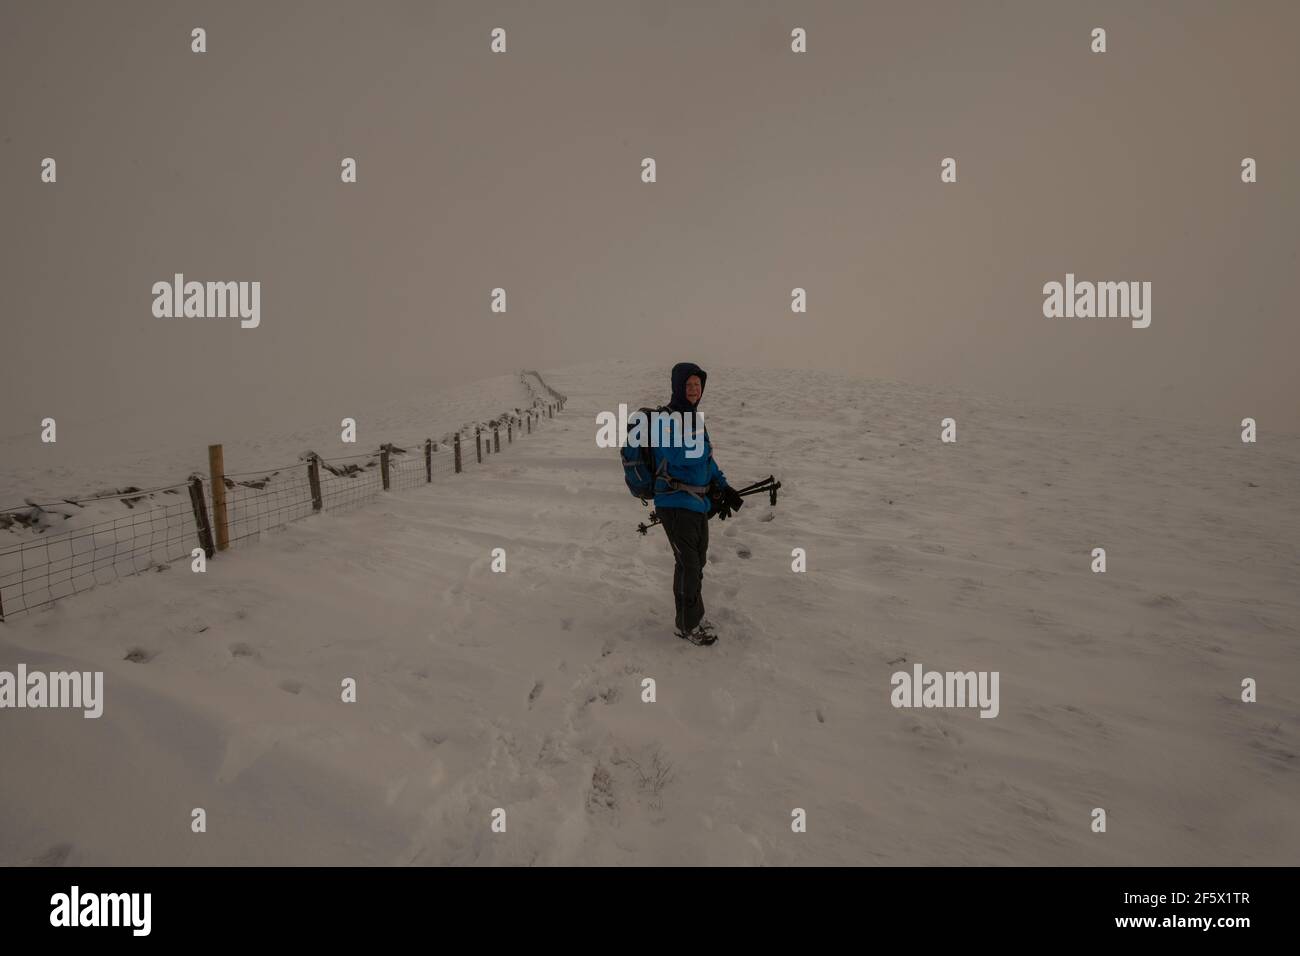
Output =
[{"x1": 2, "y1": 0, "x2": 1297, "y2": 444}]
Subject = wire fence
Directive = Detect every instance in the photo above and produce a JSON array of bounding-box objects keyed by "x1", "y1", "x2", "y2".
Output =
[{"x1": 0, "y1": 371, "x2": 567, "y2": 621}]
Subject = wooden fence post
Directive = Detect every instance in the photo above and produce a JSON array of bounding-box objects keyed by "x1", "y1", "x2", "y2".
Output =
[
  {"x1": 494, "y1": 427, "x2": 500, "y2": 452},
  {"x1": 454, "y1": 433, "x2": 463, "y2": 473},
  {"x1": 188, "y1": 475, "x2": 216, "y2": 558},
  {"x1": 508, "y1": 420, "x2": 513, "y2": 443},
  {"x1": 425, "y1": 439, "x2": 432, "y2": 483},
  {"x1": 476, "y1": 426, "x2": 482, "y2": 464},
  {"x1": 307, "y1": 455, "x2": 323, "y2": 511},
  {"x1": 527, "y1": 414, "x2": 531, "y2": 435},
  {"x1": 380, "y1": 447, "x2": 390, "y2": 490},
  {"x1": 207, "y1": 444, "x2": 229, "y2": 552}
]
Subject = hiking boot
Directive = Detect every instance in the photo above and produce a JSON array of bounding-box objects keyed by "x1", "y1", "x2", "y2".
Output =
[{"x1": 676, "y1": 624, "x2": 718, "y2": 646}]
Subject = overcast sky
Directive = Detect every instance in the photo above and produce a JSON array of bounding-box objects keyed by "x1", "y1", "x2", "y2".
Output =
[{"x1": 2, "y1": 0, "x2": 1297, "y2": 444}]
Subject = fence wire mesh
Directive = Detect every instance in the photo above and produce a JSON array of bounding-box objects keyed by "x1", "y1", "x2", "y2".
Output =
[
  {"x1": 0, "y1": 482, "x2": 203, "y2": 618},
  {"x1": 1, "y1": 375, "x2": 567, "y2": 622}
]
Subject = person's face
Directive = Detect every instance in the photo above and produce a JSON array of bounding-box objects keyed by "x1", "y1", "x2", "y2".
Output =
[{"x1": 685, "y1": 375, "x2": 703, "y2": 405}]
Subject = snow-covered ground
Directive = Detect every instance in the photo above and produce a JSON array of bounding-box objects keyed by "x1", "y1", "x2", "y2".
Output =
[{"x1": 1, "y1": 360, "x2": 1297, "y2": 865}]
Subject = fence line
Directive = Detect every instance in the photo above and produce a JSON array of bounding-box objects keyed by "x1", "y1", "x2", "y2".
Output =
[{"x1": 0, "y1": 372, "x2": 568, "y2": 622}]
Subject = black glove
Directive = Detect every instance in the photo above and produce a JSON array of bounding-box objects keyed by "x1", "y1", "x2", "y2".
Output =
[
  {"x1": 711, "y1": 483, "x2": 744, "y2": 521},
  {"x1": 709, "y1": 482, "x2": 729, "y2": 520}
]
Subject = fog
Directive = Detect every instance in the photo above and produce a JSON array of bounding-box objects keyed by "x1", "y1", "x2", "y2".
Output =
[{"x1": 3, "y1": 0, "x2": 1296, "y2": 446}]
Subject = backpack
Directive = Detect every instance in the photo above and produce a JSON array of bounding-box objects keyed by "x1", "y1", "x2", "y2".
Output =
[
  {"x1": 621, "y1": 406, "x2": 715, "y2": 505},
  {"x1": 621, "y1": 406, "x2": 667, "y2": 501}
]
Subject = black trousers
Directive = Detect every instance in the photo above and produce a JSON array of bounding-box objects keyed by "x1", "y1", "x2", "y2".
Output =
[{"x1": 658, "y1": 506, "x2": 708, "y2": 633}]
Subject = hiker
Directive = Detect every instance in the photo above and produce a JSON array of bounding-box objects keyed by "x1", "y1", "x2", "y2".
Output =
[{"x1": 651, "y1": 362, "x2": 744, "y2": 646}]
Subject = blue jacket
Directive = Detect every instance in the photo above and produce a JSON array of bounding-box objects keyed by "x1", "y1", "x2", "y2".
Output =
[{"x1": 652, "y1": 362, "x2": 727, "y2": 514}]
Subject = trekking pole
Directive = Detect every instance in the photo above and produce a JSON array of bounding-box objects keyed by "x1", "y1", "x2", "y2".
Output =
[
  {"x1": 732, "y1": 475, "x2": 777, "y2": 496},
  {"x1": 634, "y1": 476, "x2": 782, "y2": 535}
]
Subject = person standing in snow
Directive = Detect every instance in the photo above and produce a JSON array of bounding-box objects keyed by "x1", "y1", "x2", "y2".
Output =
[{"x1": 652, "y1": 362, "x2": 744, "y2": 646}]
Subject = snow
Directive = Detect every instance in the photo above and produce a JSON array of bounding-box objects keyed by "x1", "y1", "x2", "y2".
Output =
[{"x1": 1, "y1": 360, "x2": 1297, "y2": 865}]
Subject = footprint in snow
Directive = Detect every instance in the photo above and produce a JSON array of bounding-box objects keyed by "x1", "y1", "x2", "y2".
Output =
[{"x1": 29, "y1": 843, "x2": 73, "y2": 866}]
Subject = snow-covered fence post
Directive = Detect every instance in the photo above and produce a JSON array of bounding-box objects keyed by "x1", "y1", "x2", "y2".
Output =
[
  {"x1": 454, "y1": 433, "x2": 463, "y2": 473},
  {"x1": 507, "y1": 419, "x2": 513, "y2": 443},
  {"x1": 307, "y1": 455, "x2": 323, "y2": 511},
  {"x1": 188, "y1": 476, "x2": 216, "y2": 559},
  {"x1": 424, "y1": 439, "x2": 432, "y2": 483},
  {"x1": 380, "y1": 447, "x2": 391, "y2": 490},
  {"x1": 208, "y1": 444, "x2": 230, "y2": 552},
  {"x1": 527, "y1": 414, "x2": 531, "y2": 435},
  {"x1": 476, "y1": 426, "x2": 482, "y2": 464},
  {"x1": 494, "y1": 426, "x2": 500, "y2": 453}
]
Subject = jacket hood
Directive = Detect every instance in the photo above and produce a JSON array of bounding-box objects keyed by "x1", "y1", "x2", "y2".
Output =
[{"x1": 669, "y1": 362, "x2": 707, "y2": 412}]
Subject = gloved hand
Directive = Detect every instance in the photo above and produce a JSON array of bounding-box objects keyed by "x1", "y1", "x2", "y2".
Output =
[
  {"x1": 711, "y1": 483, "x2": 744, "y2": 521},
  {"x1": 709, "y1": 482, "x2": 730, "y2": 520}
]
